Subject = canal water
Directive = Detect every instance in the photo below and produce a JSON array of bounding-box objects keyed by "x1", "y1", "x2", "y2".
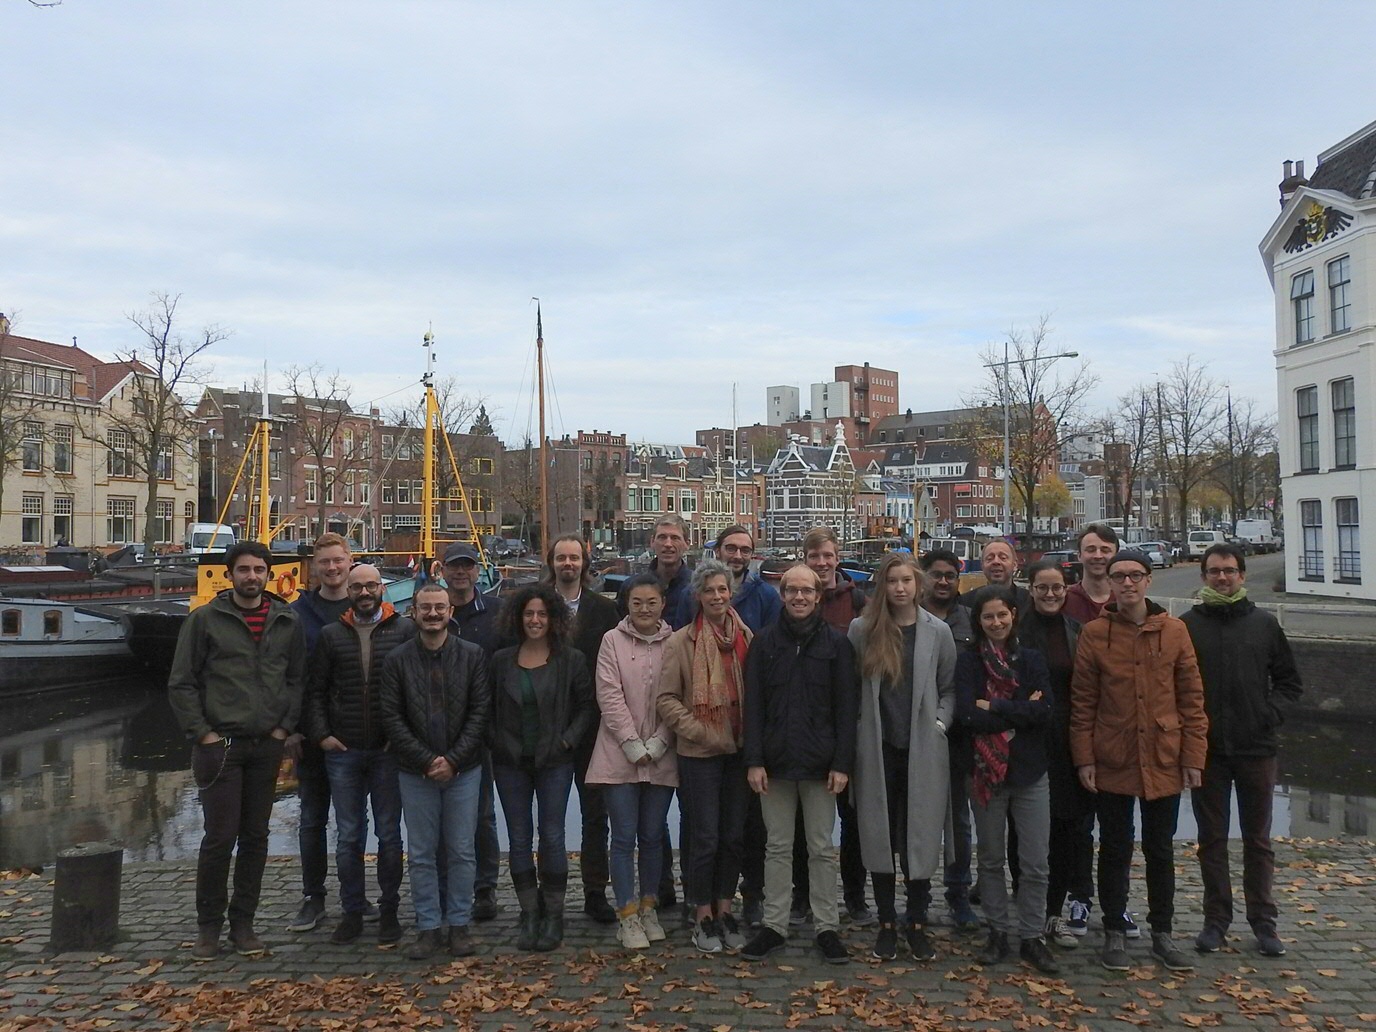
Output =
[{"x1": 2, "y1": 679, "x2": 1373, "y2": 870}]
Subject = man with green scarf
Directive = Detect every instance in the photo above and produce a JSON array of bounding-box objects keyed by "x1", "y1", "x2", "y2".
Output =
[{"x1": 1181, "y1": 543, "x2": 1302, "y2": 960}]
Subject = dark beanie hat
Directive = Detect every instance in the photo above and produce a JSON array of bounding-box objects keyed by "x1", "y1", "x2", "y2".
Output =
[{"x1": 1109, "y1": 550, "x2": 1153, "y2": 575}]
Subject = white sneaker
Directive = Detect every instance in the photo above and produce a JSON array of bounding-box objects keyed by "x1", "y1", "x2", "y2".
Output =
[
  {"x1": 639, "y1": 907, "x2": 666, "y2": 943},
  {"x1": 692, "y1": 917, "x2": 723, "y2": 954},
  {"x1": 618, "y1": 912, "x2": 650, "y2": 950},
  {"x1": 1045, "y1": 915, "x2": 1078, "y2": 949}
]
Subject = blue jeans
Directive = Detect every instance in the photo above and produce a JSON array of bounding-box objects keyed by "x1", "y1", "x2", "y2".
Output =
[
  {"x1": 324, "y1": 748, "x2": 403, "y2": 914},
  {"x1": 603, "y1": 782, "x2": 675, "y2": 910},
  {"x1": 493, "y1": 762, "x2": 575, "y2": 879},
  {"x1": 296, "y1": 742, "x2": 331, "y2": 900},
  {"x1": 398, "y1": 765, "x2": 482, "y2": 931}
]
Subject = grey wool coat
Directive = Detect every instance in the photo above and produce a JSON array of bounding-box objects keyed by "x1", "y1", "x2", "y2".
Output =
[{"x1": 848, "y1": 610, "x2": 957, "y2": 879}]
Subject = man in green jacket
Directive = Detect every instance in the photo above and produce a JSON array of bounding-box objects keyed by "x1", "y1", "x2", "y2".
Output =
[{"x1": 169, "y1": 541, "x2": 307, "y2": 962}]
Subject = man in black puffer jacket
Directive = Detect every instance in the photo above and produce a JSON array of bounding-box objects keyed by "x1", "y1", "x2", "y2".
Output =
[
  {"x1": 1181, "y1": 543, "x2": 1301, "y2": 960},
  {"x1": 302, "y1": 564, "x2": 417, "y2": 948},
  {"x1": 740, "y1": 563, "x2": 858, "y2": 966},
  {"x1": 379, "y1": 581, "x2": 491, "y2": 961}
]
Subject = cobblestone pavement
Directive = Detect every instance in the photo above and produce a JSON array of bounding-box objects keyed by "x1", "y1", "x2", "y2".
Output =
[{"x1": 2, "y1": 838, "x2": 1374, "y2": 1030}]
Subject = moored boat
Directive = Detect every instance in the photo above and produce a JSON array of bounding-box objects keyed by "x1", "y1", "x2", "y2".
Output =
[{"x1": 0, "y1": 598, "x2": 141, "y2": 692}]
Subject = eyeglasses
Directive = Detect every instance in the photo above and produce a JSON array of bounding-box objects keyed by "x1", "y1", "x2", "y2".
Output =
[
  {"x1": 1108, "y1": 570, "x2": 1148, "y2": 584},
  {"x1": 1205, "y1": 567, "x2": 1241, "y2": 577},
  {"x1": 415, "y1": 603, "x2": 449, "y2": 614},
  {"x1": 928, "y1": 570, "x2": 959, "y2": 582},
  {"x1": 782, "y1": 586, "x2": 818, "y2": 597},
  {"x1": 1031, "y1": 584, "x2": 1066, "y2": 595},
  {"x1": 347, "y1": 581, "x2": 383, "y2": 592},
  {"x1": 720, "y1": 544, "x2": 754, "y2": 555}
]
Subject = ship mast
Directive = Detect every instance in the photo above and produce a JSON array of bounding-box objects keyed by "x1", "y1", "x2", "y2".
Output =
[
  {"x1": 536, "y1": 301, "x2": 548, "y2": 560},
  {"x1": 421, "y1": 330, "x2": 437, "y2": 565},
  {"x1": 256, "y1": 364, "x2": 272, "y2": 543}
]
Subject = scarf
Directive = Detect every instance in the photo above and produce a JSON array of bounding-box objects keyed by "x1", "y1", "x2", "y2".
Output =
[
  {"x1": 689, "y1": 609, "x2": 748, "y2": 741},
  {"x1": 1199, "y1": 585, "x2": 1248, "y2": 607},
  {"x1": 972, "y1": 639, "x2": 1018, "y2": 807}
]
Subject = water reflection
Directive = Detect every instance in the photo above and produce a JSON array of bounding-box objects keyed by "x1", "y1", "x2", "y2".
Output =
[{"x1": 2, "y1": 679, "x2": 1373, "y2": 869}]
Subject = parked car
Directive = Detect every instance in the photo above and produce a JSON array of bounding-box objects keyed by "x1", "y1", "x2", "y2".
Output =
[
  {"x1": 1138, "y1": 541, "x2": 1175, "y2": 569},
  {"x1": 1038, "y1": 550, "x2": 1083, "y2": 585},
  {"x1": 1187, "y1": 529, "x2": 1228, "y2": 561}
]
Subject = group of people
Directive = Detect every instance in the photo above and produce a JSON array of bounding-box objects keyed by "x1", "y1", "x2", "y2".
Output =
[{"x1": 168, "y1": 516, "x2": 1300, "y2": 975}]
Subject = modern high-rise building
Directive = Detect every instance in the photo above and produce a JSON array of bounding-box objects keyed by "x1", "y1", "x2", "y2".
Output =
[
  {"x1": 765, "y1": 385, "x2": 800, "y2": 425},
  {"x1": 834, "y1": 362, "x2": 900, "y2": 434}
]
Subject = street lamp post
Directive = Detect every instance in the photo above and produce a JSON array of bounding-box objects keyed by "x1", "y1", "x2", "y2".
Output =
[{"x1": 983, "y1": 345, "x2": 1079, "y2": 537}]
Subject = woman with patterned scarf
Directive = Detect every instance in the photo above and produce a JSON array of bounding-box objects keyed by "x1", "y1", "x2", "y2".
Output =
[
  {"x1": 955, "y1": 586, "x2": 1056, "y2": 974},
  {"x1": 656, "y1": 559, "x2": 753, "y2": 955}
]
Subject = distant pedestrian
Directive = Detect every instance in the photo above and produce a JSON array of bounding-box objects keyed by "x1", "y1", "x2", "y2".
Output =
[
  {"x1": 657, "y1": 559, "x2": 753, "y2": 955},
  {"x1": 741, "y1": 563, "x2": 858, "y2": 966},
  {"x1": 587, "y1": 574, "x2": 677, "y2": 950},
  {"x1": 168, "y1": 540, "x2": 307, "y2": 961},
  {"x1": 1182, "y1": 543, "x2": 1302, "y2": 959},
  {"x1": 488, "y1": 584, "x2": 596, "y2": 953},
  {"x1": 379, "y1": 582, "x2": 490, "y2": 961},
  {"x1": 957, "y1": 587, "x2": 1057, "y2": 974},
  {"x1": 543, "y1": 533, "x2": 622, "y2": 925},
  {"x1": 1070, "y1": 550, "x2": 1208, "y2": 973},
  {"x1": 286, "y1": 532, "x2": 353, "y2": 935},
  {"x1": 851, "y1": 553, "x2": 956, "y2": 963},
  {"x1": 301, "y1": 564, "x2": 416, "y2": 947}
]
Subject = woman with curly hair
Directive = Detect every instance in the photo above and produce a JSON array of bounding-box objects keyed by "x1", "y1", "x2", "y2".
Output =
[{"x1": 489, "y1": 583, "x2": 595, "y2": 952}]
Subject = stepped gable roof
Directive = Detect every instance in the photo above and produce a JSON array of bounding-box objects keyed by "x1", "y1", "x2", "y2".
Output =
[{"x1": 1309, "y1": 121, "x2": 1376, "y2": 200}]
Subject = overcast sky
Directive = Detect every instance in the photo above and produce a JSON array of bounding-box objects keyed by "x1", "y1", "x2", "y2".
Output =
[{"x1": 3, "y1": 1, "x2": 1373, "y2": 447}]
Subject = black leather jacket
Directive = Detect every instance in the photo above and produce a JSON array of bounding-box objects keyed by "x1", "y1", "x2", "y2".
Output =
[
  {"x1": 488, "y1": 645, "x2": 595, "y2": 770},
  {"x1": 379, "y1": 633, "x2": 491, "y2": 776},
  {"x1": 303, "y1": 605, "x2": 417, "y2": 750}
]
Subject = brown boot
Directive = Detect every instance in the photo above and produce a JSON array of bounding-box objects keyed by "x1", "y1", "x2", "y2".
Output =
[
  {"x1": 191, "y1": 926, "x2": 219, "y2": 962},
  {"x1": 448, "y1": 925, "x2": 476, "y2": 957},
  {"x1": 228, "y1": 920, "x2": 267, "y2": 957}
]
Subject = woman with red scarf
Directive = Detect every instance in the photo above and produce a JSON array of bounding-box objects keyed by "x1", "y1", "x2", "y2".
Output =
[
  {"x1": 956, "y1": 587, "x2": 1056, "y2": 974},
  {"x1": 656, "y1": 559, "x2": 753, "y2": 955}
]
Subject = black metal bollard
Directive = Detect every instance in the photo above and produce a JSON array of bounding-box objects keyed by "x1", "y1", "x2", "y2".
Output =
[{"x1": 49, "y1": 842, "x2": 122, "y2": 953}]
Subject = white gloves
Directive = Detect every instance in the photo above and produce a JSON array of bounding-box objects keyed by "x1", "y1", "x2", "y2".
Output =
[
  {"x1": 621, "y1": 739, "x2": 651, "y2": 765},
  {"x1": 644, "y1": 737, "x2": 668, "y2": 762}
]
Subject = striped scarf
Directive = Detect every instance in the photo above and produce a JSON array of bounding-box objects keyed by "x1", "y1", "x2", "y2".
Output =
[
  {"x1": 689, "y1": 609, "x2": 748, "y2": 743},
  {"x1": 972, "y1": 639, "x2": 1017, "y2": 807}
]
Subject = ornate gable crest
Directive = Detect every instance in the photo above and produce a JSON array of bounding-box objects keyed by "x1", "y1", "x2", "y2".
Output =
[{"x1": 1283, "y1": 201, "x2": 1354, "y2": 253}]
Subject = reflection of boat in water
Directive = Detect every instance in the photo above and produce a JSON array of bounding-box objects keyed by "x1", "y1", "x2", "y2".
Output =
[{"x1": 0, "y1": 598, "x2": 142, "y2": 692}]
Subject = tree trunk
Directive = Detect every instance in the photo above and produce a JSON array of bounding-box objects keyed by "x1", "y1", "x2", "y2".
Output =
[{"x1": 143, "y1": 473, "x2": 161, "y2": 552}]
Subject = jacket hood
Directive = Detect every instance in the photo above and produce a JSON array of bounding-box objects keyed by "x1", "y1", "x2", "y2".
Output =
[
  {"x1": 212, "y1": 588, "x2": 291, "y2": 609},
  {"x1": 825, "y1": 573, "x2": 858, "y2": 599},
  {"x1": 614, "y1": 613, "x2": 673, "y2": 644},
  {"x1": 1103, "y1": 598, "x2": 1168, "y2": 626}
]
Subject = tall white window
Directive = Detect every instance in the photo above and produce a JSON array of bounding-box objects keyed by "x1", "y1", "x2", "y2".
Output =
[
  {"x1": 1292, "y1": 270, "x2": 1315, "y2": 344},
  {"x1": 1300, "y1": 499, "x2": 1323, "y2": 580},
  {"x1": 53, "y1": 495, "x2": 74, "y2": 543},
  {"x1": 107, "y1": 497, "x2": 136, "y2": 544},
  {"x1": 21, "y1": 494, "x2": 42, "y2": 543},
  {"x1": 1336, "y1": 497, "x2": 1360, "y2": 583},
  {"x1": 52, "y1": 424, "x2": 73, "y2": 474},
  {"x1": 304, "y1": 468, "x2": 318, "y2": 504},
  {"x1": 107, "y1": 430, "x2": 133, "y2": 477},
  {"x1": 1328, "y1": 256, "x2": 1351, "y2": 334},
  {"x1": 22, "y1": 422, "x2": 43, "y2": 472},
  {"x1": 156, "y1": 499, "x2": 174, "y2": 544},
  {"x1": 1297, "y1": 386, "x2": 1319, "y2": 472},
  {"x1": 1333, "y1": 378, "x2": 1356, "y2": 468}
]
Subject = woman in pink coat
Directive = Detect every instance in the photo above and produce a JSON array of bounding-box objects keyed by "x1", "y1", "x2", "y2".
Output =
[{"x1": 587, "y1": 573, "x2": 677, "y2": 950}]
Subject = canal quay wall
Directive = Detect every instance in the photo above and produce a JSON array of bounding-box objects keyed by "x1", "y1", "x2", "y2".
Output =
[
  {"x1": 1290, "y1": 637, "x2": 1376, "y2": 720},
  {"x1": 2, "y1": 839, "x2": 1375, "y2": 1031}
]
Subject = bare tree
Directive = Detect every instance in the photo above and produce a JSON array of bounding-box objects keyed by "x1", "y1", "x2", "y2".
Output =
[
  {"x1": 1205, "y1": 395, "x2": 1278, "y2": 525},
  {"x1": 1099, "y1": 385, "x2": 1157, "y2": 529},
  {"x1": 0, "y1": 314, "x2": 45, "y2": 522},
  {"x1": 1155, "y1": 358, "x2": 1225, "y2": 537},
  {"x1": 386, "y1": 376, "x2": 487, "y2": 516},
  {"x1": 960, "y1": 316, "x2": 1098, "y2": 532},
  {"x1": 282, "y1": 364, "x2": 379, "y2": 537},
  {"x1": 101, "y1": 294, "x2": 226, "y2": 550}
]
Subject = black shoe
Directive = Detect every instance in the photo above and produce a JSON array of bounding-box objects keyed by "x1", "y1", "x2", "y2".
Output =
[
  {"x1": 741, "y1": 926, "x2": 787, "y2": 961},
  {"x1": 846, "y1": 901, "x2": 878, "y2": 928},
  {"x1": 378, "y1": 907, "x2": 402, "y2": 945},
  {"x1": 789, "y1": 901, "x2": 811, "y2": 927},
  {"x1": 978, "y1": 930, "x2": 1010, "y2": 965},
  {"x1": 1020, "y1": 936, "x2": 1059, "y2": 975},
  {"x1": 330, "y1": 913, "x2": 363, "y2": 944},
  {"x1": 534, "y1": 913, "x2": 563, "y2": 952},
  {"x1": 516, "y1": 911, "x2": 539, "y2": 952},
  {"x1": 583, "y1": 892, "x2": 617, "y2": 925},
  {"x1": 742, "y1": 897, "x2": 764, "y2": 929},
  {"x1": 403, "y1": 927, "x2": 443, "y2": 961},
  {"x1": 1256, "y1": 931, "x2": 1287, "y2": 957},
  {"x1": 363, "y1": 901, "x2": 380, "y2": 923},
  {"x1": 472, "y1": 887, "x2": 499, "y2": 922},
  {"x1": 1150, "y1": 932, "x2": 1194, "y2": 972},
  {"x1": 287, "y1": 896, "x2": 325, "y2": 933},
  {"x1": 816, "y1": 930, "x2": 849, "y2": 965},
  {"x1": 905, "y1": 924, "x2": 936, "y2": 962},
  {"x1": 872, "y1": 923, "x2": 898, "y2": 960},
  {"x1": 448, "y1": 925, "x2": 476, "y2": 957},
  {"x1": 1195, "y1": 925, "x2": 1225, "y2": 953}
]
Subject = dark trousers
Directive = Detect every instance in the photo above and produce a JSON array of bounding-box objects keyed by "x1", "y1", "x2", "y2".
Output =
[
  {"x1": 740, "y1": 795, "x2": 766, "y2": 902},
  {"x1": 943, "y1": 743, "x2": 973, "y2": 905},
  {"x1": 1096, "y1": 791, "x2": 1180, "y2": 934},
  {"x1": 1192, "y1": 754, "x2": 1279, "y2": 935},
  {"x1": 870, "y1": 743, "x2": 932, "y2": 924},
  {"x1": 678, "y1": 753, "x2": 750, "y2": 906},
  {"x1": 193, "y1": 736, "x2": 285, "y2": 929},
  {"x1": 1047, "y1": 813, "x2": 1095, "y2": 915},
  {"x1": 573, "y1": 741, "x2": 610, "y2": 896},
  {"x1": 296, "y1": 742, "x2": 331, "y2": 900},
  {"x1": 475, "y1": 749, "x2": 500, "y2": 892},
  {"x1": 792, "y1": 791, "x2": 867, "y2": 908}
]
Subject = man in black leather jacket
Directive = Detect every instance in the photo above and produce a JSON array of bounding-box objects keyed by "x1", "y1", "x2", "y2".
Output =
[{"x1": 379, "y1": 581, "x2": 491, "y2": 961}]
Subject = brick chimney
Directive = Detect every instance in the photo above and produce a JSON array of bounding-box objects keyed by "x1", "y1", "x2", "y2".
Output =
[{"x1": 1279, "y1": 158, "x2": 1308, "y2": 207}]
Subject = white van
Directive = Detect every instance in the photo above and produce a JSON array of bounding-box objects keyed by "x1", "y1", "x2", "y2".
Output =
[
  {"x1": 1234, "y1": 519, "x2": 1277, "y2": 553},
  {"x1": 1187, "y1": 530, "x2": 1227, "y2": 561},
  {"x1": 185, "y1": 522, "x2": 237, "y2": 555}
]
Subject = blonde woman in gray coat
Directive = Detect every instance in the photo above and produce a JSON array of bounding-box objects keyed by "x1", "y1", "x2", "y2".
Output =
[{"x1": 849, "y1": 553, "x2": 957, "y2": 962}]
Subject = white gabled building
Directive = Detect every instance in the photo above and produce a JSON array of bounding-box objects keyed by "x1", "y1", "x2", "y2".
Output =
[
  {"x1": 763, "y1": 424, "x2": 858, "y2": 547},
  {"x1": 1261, "y1": 120, "x2": 1376, "y2": 599}
]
